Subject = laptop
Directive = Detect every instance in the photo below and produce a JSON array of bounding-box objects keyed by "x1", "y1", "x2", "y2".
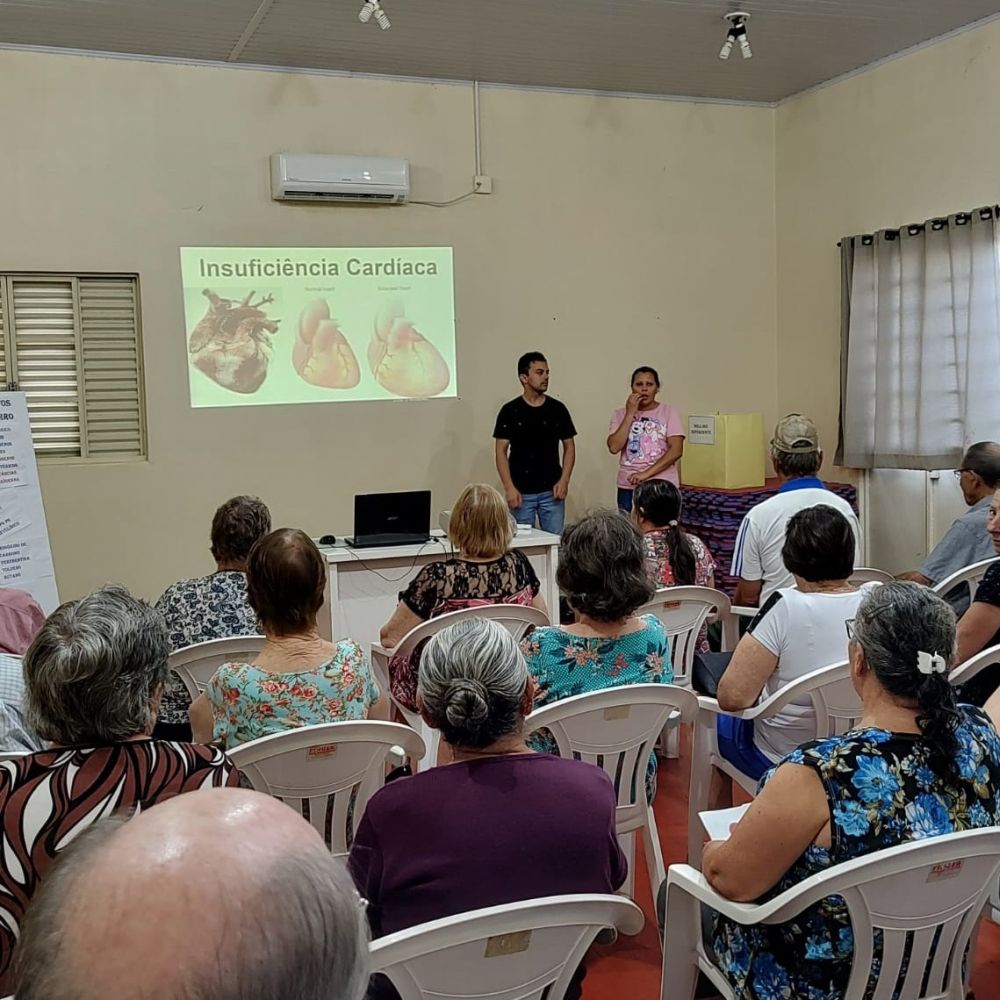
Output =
[{"x1": 345, "y1": 490, "x2": 432, "y2": 548}]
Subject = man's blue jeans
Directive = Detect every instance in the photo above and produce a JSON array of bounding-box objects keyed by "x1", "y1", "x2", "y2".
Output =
[{"x1": 511, "y1": 490, "x2": 565, "y2": 534}]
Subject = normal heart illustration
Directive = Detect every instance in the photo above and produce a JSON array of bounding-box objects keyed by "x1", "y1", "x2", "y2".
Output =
[
  {"x1": 369, "y1": 301, "x2": 451, "y2": 398},
  {"x1": 188, "y1": 289, "x2": 279, "y2": 394},
  {"x1": 294, "y1": 300, "x2": 361, "y2": 389}
]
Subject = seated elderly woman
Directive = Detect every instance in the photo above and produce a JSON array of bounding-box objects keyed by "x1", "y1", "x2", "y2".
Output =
[
  {"x1": 154, "y1": 494, "x2": 271, "y2": 741},
  {"x1": 697, "y1": 505, "x2": 875, "y2": 807},
  {"x1": 190, "y1": 528, "x2": 381, "y2": 748},
  {"x1": 519, "y1": 509, "x2": 672, "y2": 800},
  {"x1": 0, "y1": 586, "x2": 239, "y2": 990},
  {"x1": 954, "y1": 484, "x2": 1000, "y2": 705},
  {"x1": 349, "y1": 617, "x2": 625, "y2": 1000},
  {"x1": 379, "y1": 483, "x2": 548, "y2": 712},
  {"x1": 700, "y1": 582, "x2": 1000, "y2": 999}
]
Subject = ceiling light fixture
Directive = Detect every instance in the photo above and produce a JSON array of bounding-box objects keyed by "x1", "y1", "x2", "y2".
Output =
[
  {"x1": 719, "y1": 11, "x2": 751, "y2": 61},
  {"x1": 358, "y1": 0, "x2": 390, "y2": 30}
]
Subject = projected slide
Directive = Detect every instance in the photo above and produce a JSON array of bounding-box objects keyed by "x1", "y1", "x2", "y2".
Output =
[{"x1": 180, "y1": 246, "x2": 456, "y2": 407}]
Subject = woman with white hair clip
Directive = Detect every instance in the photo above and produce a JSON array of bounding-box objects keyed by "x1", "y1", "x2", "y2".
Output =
[
  {"x1": 349, "y1": 617, "x2": 626, "y2": 1000},
  {"x1": 694, "y1": 582, "x2": 1000, "y2": 1000}
]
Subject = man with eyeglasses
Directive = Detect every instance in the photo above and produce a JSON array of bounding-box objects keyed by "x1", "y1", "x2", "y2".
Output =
[{"x1": 897, "y1": 442, "x2": 1000, "y2": 610}]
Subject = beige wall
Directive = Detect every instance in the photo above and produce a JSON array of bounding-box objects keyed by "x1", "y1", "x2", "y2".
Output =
[
  {"x1": 0, "y1": 49, "x2": 777, "y2": 601},
  {"x1": 775, "y1": 18, "x2": 1000, "y2": 471}
]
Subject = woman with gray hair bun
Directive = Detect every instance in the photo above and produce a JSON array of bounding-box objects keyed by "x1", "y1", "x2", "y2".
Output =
[
  {"x1": 694, "y1": 582, "x2": 1000, "y2": 1000},
  {"x1": 349, "y1": 617, "x2": 626, "y2": 1000},
  {"x1": 0, "y1": 585, "x2": 239, "y2": 993}
]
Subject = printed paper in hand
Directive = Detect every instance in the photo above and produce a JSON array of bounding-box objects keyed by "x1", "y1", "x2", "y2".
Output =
[{"x1": 699, "y1": 804, "x2": 751, "y2": 842}]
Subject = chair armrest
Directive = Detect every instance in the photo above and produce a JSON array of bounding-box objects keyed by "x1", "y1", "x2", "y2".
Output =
[
  {"x1": 665, "y1": 865, "x2": 765, "y2": 925},
  {"x1": 697, "y1": 696, "x2": 758, "y2": 722},
  {"x1": 730, "y1": 605, "x2": 757, "y2": 618}
]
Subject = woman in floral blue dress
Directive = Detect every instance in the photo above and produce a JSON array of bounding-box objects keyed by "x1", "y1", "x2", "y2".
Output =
[
  {"x1": 701, "y1": 582, "x2": 1000, "y2": 1000},
  {"x1": 521, "y1": 509, "x2": 672, "y2": 801}
]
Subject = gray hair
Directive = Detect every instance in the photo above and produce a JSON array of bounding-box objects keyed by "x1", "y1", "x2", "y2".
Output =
[
  {"x1": 24, "y1": 586, "x2": 169, "y2": 745},
  {"x1": 15, "y1": 818, "x2": 370, "y2": 1000},
  {"x1": 851, "y1": 581, "x2": 960, "y2": 766},
  {"x1": 963, "y1": 441, "x2": 1000, "y2": 488},
  {"x1": 418, "y1": 618, "x2": 529, "y2": 749}
]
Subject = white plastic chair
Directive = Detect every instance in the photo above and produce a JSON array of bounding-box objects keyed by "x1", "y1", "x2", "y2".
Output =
[
  {"x1": 370, "y1": 894, "x2": 644, "y2": 1000},
  {"x1": 638, "y1": 585, "x2": 738, "y2": 688},
  {"x1": 371, "y1": 604, "x2": 549, "y2": 771},
  {"x1": 932, "y1": 555, "x2": 1000, "y2": 603},
  {"x1": 526, "y1": 684, "x2": 699, "y2": 908},
  {"x1": 849, "y1": 567, "x2": 894, "y2": 585},
  {"x1": 688, "y1": 660, "x2": 858, "y2": 866},
  {"x1": 948, "y1": 642, "x2": 1000, "y2": 923},
  {"x1": 168, "y1": 635, "x2": 265, "y2": 701},
  {"x1": 661, "y1": 827, "x2": 1000, "y2": 1000},
  {"x1": 638, "y1": 585, "x2": 737, "y2": 758},
  {"x1": 947, "y1": 641, "x2": 1000, "y2": 690},
  {"x1": 226, "y1": 720, "x2": 426, "y2": 858}
]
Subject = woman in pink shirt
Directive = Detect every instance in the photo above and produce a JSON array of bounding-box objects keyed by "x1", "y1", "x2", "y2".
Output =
[{"x1": 607, "y1": 366, "x2": 685, "y2": 513}]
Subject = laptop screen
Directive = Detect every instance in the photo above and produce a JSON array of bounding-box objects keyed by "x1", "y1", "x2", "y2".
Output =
[{"x1": 353, "y1": 490, "x2": 432, "y2": 539}]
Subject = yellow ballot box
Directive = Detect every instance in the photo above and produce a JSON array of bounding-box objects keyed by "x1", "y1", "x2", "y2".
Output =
[{"x1": 681, "y1": 413, "x2": 765, "y2": 489}]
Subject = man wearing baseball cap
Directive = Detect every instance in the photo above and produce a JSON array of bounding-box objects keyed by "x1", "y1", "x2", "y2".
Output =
[{"x1": 731, "y1": 413, "x2": 862, "y2": 608}]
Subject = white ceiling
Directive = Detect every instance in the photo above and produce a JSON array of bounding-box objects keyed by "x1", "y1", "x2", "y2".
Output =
[{"x1": 1, "y1": 0, "x2": 999, "y2": 103}]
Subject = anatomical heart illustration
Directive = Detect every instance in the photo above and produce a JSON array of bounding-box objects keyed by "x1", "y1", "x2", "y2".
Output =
[
  {"x1": 187, "y1": 290, "x2": 279, "y2": 394},
  {"x1": 294, "y1": 300, "x2": 361, "y2": 389},
  {"x1": 369, "y1": 300, "x2": 451, "y2": 398}
]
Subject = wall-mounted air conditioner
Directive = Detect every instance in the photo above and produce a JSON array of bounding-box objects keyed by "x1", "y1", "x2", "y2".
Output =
[{"x1": 270, "y1": 153, "x2": 410, "y2": 204}]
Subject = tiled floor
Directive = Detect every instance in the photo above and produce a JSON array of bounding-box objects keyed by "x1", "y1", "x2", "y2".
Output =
[{"x1": 582, "y1": 738, "x2": 1000, "y2": 999}]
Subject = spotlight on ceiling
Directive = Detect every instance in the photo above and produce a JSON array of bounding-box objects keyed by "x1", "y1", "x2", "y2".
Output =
[
  {"x1": 359, "y1": 0, "x2": 390, "y2": 29},
  {"x1": 720, "y1": 11, "x2": 751, "y2": 61}
]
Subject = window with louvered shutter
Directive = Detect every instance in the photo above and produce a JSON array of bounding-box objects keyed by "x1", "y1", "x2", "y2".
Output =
[{"x1": 0, "y1": 274, "x2": 146, "y2": 461}]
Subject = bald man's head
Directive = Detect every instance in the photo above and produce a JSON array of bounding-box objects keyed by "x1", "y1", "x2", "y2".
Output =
[{"x1": 15, "y1": 789, "x2": 369, "y2": 1000}]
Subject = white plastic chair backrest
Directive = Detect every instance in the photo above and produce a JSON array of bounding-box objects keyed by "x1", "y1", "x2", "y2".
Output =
[
  {"x1": 526, "y1": 684, "x2": 698, "y2": 811},
  {"x1": 168, "y1": 635, "x2": 265, "y2": 701},
  {"x1": 948, "y1": 642, "x2": 1000, "y2": 689},
  {"x1": 751, "y1": 660, "x2": 860, "y2": 738},
  {"x1": 849, "y1": 567, "x2": 894, "y2": 585},
  {"x1": 391, "y1": 604, "x2": 550, "y2": 663},
  {"x1": 637, "y1": 586, "x2": 731, "y2": 686},
  {"x1": 369, "y1": 894, "x2": 644, "y2": 1000},
  {"x1": 932, "y1": 555, "x2": 1000, "y2": 603},
  {"x1": 226, "y1": 721, "x2": 426, "y2": 857},
  {"x1": 747, "y1": 828, "x2": 1000, "y2": 999}
]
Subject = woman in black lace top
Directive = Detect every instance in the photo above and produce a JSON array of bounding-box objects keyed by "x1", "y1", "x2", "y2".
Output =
[{"x1": 379, "y1": 484, "x2": 548, "y2": 711}]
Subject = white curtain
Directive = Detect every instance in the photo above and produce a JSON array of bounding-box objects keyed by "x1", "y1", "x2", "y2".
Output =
[{"x1": 841, "y1": 208, "x2": 1000, "y2": 469}]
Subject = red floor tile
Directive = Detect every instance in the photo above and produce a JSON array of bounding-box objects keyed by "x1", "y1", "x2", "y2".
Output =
[{"x1": 582, "y1": 732, "x2": 1000, "y2": 999}]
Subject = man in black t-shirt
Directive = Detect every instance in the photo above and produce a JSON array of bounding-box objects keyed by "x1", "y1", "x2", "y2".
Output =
[{"x1": 493, "y1": 352, "x2": 577, "y2": 534}]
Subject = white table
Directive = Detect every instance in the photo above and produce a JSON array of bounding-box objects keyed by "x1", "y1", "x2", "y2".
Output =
[{"x1": 319, "y1": 529, "x2": 561, "y2": 643}]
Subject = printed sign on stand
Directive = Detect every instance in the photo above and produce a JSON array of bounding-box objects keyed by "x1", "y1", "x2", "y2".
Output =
[{"x1": 0, "y1": 394, "x2": 58, "y2": 612}]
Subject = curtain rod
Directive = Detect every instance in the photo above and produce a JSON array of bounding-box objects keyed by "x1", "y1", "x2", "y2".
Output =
[{"x1": 836, "y1": 205, "x2": 1000, "y2": 248}]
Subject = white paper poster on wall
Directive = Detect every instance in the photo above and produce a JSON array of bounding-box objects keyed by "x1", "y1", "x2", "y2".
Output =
[
  {"x1": 0, "y1": 394, "x2": 59, "y2": 613},
  {"x1": 179, "y1": 246, "x2": 457, "y2": 408}
]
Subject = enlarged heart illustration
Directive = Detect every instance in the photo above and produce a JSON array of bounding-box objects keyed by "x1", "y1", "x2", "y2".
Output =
[
  {"x1": 188, "y1": 289, "x2": 279, "y2": 394},
  {"x1": 293, "y1": 300, "x2": 360, "y2": 388},
  {"x1": 369, "y1": 300, "x2": 451, "y2": 398}
]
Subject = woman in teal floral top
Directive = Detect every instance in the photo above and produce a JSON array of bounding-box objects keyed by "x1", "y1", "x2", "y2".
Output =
[
  {"x1": 190, "y1": 529, "x2": 381, "y2": 748},
  {"x1": 701, "y1": 582, "x2": 1000, "y2": 1000},
  {"x1": 521, "y1": 510, "x2": 672, "y2": 801}
]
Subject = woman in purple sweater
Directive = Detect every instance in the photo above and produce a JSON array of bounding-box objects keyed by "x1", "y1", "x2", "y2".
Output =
[{"x1": 348, "y1": 617, "x2": 627, "y2": 999}]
